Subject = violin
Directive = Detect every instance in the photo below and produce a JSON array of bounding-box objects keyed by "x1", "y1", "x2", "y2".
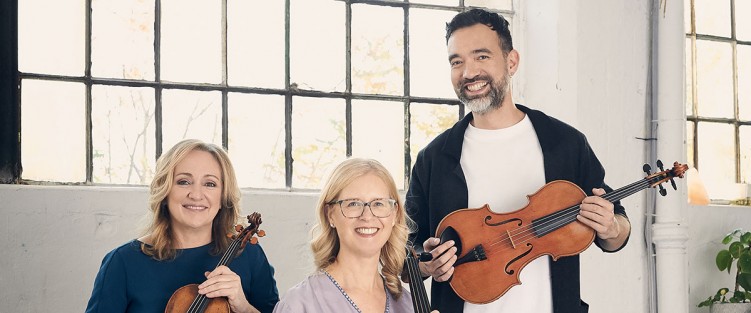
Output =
[
  {"x1": 164, "y1": 212, "x2": 266, "y2": 313},
  {"x1": 404, "y1": 246, "x2": 433, "y2": 313},
  {"x1": 436, "y1": 161, "x2": 687, "y2": 304}
]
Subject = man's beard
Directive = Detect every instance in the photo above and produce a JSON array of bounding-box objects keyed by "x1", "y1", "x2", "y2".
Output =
[{"x1": 456, "y1": 73, "x2": 511, "y2": 115}]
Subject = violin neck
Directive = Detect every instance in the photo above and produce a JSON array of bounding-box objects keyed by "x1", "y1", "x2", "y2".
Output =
[
  {"x1": 216, "y1": 236, "x2": 245, "y2": 268},
  {"x1": 184, "y1": 237, "x2": 246, "y2": 313}
]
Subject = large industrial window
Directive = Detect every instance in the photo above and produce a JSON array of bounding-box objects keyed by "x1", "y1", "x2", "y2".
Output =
[
  {"x1": 16, "y1": 0, "x2": 514, "y2": 190},
  {"x1": 685, "y1": 0, "x2": 750, "y2": 204}
]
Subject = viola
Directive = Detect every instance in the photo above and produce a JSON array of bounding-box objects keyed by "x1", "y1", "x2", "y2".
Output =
[
  {"x1": 165, "y1": 212, "x2": 266, "y2": 313},
  {"x1": 436, "y1": 161, "x2": 687, "y2": 304},
  {"x1": 404, "y1": 246, "x2": 433, "y2": 313}
]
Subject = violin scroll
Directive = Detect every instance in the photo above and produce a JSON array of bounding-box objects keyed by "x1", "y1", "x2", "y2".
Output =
[{"x1": 226, "y1": 212, "x2": 267, "y2": 247}]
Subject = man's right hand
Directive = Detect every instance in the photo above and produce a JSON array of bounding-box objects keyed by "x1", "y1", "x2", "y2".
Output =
[{"x1": 418, "y1": 237, "x2": 458, "y2": 282}]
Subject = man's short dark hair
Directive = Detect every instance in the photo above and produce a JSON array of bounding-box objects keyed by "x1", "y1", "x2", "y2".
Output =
[{"x1": 446, "y1": 8, "x2": 513, "y2": 55}]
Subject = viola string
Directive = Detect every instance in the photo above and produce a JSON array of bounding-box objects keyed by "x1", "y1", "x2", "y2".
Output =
[
  {"x1": 484, "y1": 178, "x2": 651, "y2": 253},
  {"x1": 470, "y1": 178, "x2": 655, "y2": 259}
]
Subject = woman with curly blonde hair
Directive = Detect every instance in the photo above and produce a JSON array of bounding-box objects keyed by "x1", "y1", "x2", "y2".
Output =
[
  {"x1": 86, "y1": 139, "x2": 279, "y2": 313},
  {"x1": 274, "y1": 158, "x2": 432, "y2": 313}
]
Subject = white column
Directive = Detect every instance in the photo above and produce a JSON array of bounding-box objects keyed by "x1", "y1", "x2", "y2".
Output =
[{"x1": 652, "y1": 1, "x2": 689, "y2": 312}]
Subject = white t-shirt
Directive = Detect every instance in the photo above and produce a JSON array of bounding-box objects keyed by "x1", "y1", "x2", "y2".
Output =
[{"x1": 460, "y1": 115, "x2": 553, "y2": 313}]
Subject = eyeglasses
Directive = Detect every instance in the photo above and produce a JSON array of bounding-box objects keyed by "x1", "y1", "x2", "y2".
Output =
[{"x1": 328, "y1": 198, "x2": 397, "y2": 218}]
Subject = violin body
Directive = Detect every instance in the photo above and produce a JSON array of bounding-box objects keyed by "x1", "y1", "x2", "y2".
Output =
[
  {"x1": 164, "y1": 212, "x2": 266, "y2": 313},
  {"x1": 165, "y1": 284, "x2": 229, "y2": 313},
  {"x1": 436, "y1": 180, "x2": 593, "y2": 304}
]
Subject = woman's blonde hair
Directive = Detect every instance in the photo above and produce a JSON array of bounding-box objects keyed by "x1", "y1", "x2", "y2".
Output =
[
  {"x1": 311, "y1": 158, "x2": 414, "y2": 298},
  {"x1": 141, "y1": 139, "x2": 241, "y2": 260}
]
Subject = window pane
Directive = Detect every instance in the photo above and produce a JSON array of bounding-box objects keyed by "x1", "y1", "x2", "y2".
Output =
[
  {"x1": 92, "y1": 86, "x2": 156, "y2": 184},
  {"x1": 352, "y1": 100, "x2": 405, "y2": 189},
  {"x1": 410, "y1": 103, "x2": 459, "y2": 167},
  {"x1": 686, "y1": 38, "x2": 694, "y2": 116},
  {"x1": 352, "y1": 5, "x2": 404, "y2": 96},
  {"x1": 465, "y1": 0, "x2": 513, "y2": 10},
  {"x1": 161, "y1": 0, "x2": 221, "y2": 83},
  {"x1": 21, "y1": 80, "x2": 86, "y2": 182},
  {"x1": 18, "y1": 0, "x2": 85, "y2": 75},
  {"x1": 291, "y1": 0, "x2": 345, "y2": 92},
  {"x1": 228, "y1": 94, "x2": 285, "y2": 189},
  {"x1": 695, "y1": 40, "x2": 733, "y2": 118},
  {"x1": 409, "y1": 0, "x2": 458, "y2": 6},
  {"x1": 162, "y1": 90, "x2": 222, "y2": 150},
  {"x1": 410, "y1": 8, "x2": 457, "y2": 99},
  {"x1": 735, "y1": 0, "x2": 751, "y2": 41},
  {"x1": 741, "y1": 126, "x2": 750, "y2": 183},
  {"x1": 694, "y1": 0, "x2": 730, "y2": 37},
  {"x1": 686, "y1": 121, "x2": 695, "y2": 169},
  {"x1": 292, "y1": 97, "x2": 346, "y2": 189},
  {"x1": 697, "y1": 122, "x2": 735, "y2": 195},
  {"x1": 228, "y1": 0, "x2": 285, "y2": 88},
  {"x1": 91, "y1": 0, "x2": 155, "y2": 80},
  {"x1": 739, "y1": 45, "x2": 751, "y2": 121}
]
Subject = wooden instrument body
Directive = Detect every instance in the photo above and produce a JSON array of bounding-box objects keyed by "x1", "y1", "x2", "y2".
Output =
[
  {"x1": 165, "y1": 284, "x2": 230, "y2": 313},
  {"x1": 436, "y1": 180, "x2": 595, "y2": 304},
  {"x1": 164, "y1": 212, "x2": 266, "y2": 313}
]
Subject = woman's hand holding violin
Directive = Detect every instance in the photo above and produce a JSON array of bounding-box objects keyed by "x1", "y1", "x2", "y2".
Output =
[{"x1": 199, "y1": 265, "x2": 259, "y2": 313}]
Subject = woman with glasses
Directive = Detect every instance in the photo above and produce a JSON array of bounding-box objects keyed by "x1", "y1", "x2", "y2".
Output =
[{"x1": 273, "y1": 158, "x2": 434, "y2": 313}]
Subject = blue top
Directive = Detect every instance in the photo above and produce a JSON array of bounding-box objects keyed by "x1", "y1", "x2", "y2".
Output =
[{"x1": 85, "y1": 239, "x2": 279, "y2": 313}]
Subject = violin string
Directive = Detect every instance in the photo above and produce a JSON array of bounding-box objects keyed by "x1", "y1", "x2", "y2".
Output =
[
  {"x1": 189, "y1": 232, "x2": 246, "y2": 312},
  {"x1": 473, "y1": 179, "x2": 653, "y2": 259}
]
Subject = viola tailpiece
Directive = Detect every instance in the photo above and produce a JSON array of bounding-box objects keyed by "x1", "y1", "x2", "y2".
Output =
[
  {"x1": 435, "y1": 161, "x2": 687, "y2": 304},
  {"x1": 164, "y1": 212, "x2": 267, "y2": 313}
]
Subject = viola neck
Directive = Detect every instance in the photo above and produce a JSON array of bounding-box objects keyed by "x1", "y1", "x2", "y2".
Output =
[
  {"x1": 532, "y1": 178, "x2": 652, "y2": 237},
  {"x1": 600, "y1": 178, "x2": 653, "y2": 204},
  {"x1": 405, "y1": 252, "x2": 431, "y2": 313}
]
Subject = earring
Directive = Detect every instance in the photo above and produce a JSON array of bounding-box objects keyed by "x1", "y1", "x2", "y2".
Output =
[{"x1": 330, "y1": 223, "x2": 335, "y2": 228}]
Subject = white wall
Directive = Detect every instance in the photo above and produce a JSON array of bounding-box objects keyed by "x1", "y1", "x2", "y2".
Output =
[
  {"x1": 3, "y1": 1, "x2": 750, "y2": 312},
  {"x1": 520, "y1": 1, "x2": 652, "y2": 312}
]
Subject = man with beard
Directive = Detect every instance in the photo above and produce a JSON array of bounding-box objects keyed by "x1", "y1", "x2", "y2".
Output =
[{"x1": 405, "y1": 8, "x2": 631, "y2": 313}]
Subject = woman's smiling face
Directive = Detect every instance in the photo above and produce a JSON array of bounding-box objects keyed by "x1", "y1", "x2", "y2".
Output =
[
  {"x1": 166, "y1": 149, "x2": 223, "y2": 237},
  {"x1": 329, "y1": 172, "x2": 396, "y2": 259}
]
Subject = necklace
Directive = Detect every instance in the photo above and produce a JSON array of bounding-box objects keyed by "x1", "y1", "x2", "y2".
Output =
[{"x1": 322, "y1": 269, "x2": 391, "y2": 313}]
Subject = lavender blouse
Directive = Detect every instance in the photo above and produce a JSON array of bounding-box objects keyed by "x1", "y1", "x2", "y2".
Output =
[{"x1": 273, "y1": 272, "x2": 414, "y2": 313}]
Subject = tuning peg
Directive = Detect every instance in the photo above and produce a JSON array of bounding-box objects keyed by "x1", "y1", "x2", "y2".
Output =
[
  {"x1": 658, "y1": 184, "x2": 667, "y2": 196},
  {"x1": 656, "y1": 159, "x2": 664, "y2": 170},
  {"x1": 643, "y1": 164, "x2": 652, "y2": 175}
]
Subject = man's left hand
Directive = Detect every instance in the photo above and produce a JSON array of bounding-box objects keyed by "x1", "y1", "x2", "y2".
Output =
[{"x1": 576, "y1": 188, "x2": 619, "y2": 240}]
